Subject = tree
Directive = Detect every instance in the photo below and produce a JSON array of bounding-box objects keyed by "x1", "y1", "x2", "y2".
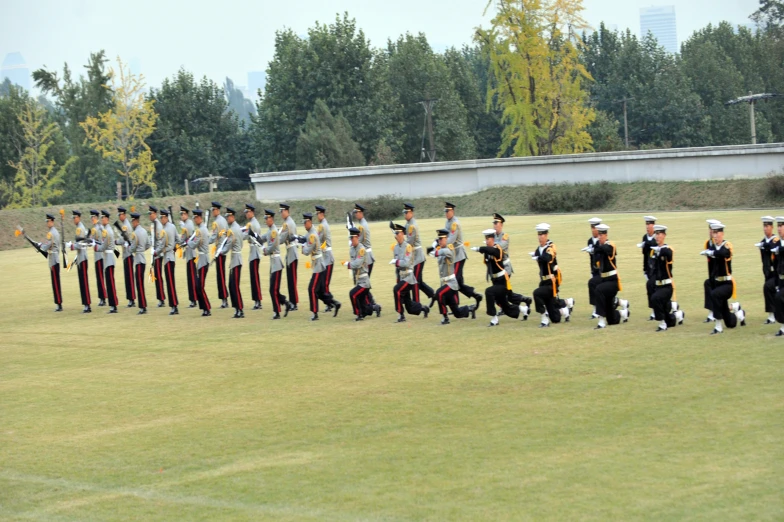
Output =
[
  {"x1": 0, "y1": 80, "x2": 30, "y2": 208},
  {"x1": 81, "y1": 57, "x2": 158, "y2": 197},
  {"x1": 7, "y1": 100, "x2": 73, "y2": 208},
  {"x1": 476, "y1": 0, "x2": 596, "y2": 157},
  {"x1": 224, "y1": 77, "x2": 256, "y2": 125},
  {"x1": 588, "y1": 109, "x2": 624, "y2": 152},
  {"x1": 295, "y1": 99, "x2": 365, "y2": 169}
]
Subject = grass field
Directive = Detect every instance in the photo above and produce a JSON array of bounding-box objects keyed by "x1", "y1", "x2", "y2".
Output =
[{"x1": 1, "y1": 211, "x2": 782, "y2": 520}]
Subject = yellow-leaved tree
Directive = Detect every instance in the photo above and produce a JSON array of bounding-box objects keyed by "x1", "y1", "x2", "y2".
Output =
[
  {"x1": 7, "y1": 100, "x2": 72, "y2": 208},
  {"x1": 81, "y1": 57, "x2": 157, "y2": 198},
  {"x1": 476, "y1": 0, "x2": 595, "y2": 156}
]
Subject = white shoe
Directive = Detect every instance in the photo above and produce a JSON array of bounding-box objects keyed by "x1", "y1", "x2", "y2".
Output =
[
  {"x1": 730, "y1": 302, "x2": 741, "y2": 313},
  {"x1": 713, "y1": 319, "x2": 723, "y2": 334},
  {"x1": 656, "y1": 320, "x2": 667, "y2": 332},
  {"x1": 519, "y1": 304, "x2": 529, "y2": 320},
  {"x1": 620, "y1": 309, "x2": 629, "y2": 323},
  {"x1": 675, "y1": 310, "x2": 685, "y2": 325},
  {"x1": 489, "y1": 315, "x2": 499, "y2": 327},
  {"x1": 618, "y1": 299, "x2": 629, "y2": 310},
  {"x1": 671, "y1": 301, "x2": 679, "y2": 312},
  {"x1": 595, "y1": 316, "x2": 607, "y2": 329},
  {"x1": 736, "y1": 309, "x2": 746, "y2": 326},
  {"x1": 565, "y1": 297, "x2": 574, "y2": 310},
  {"x1": 560, "y1": 307, "x2": 570, "y2": 322}
]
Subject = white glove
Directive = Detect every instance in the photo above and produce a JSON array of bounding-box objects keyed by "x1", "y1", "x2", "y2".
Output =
[
  {"x1": 431, "y1": 240, "x2": 437, "y2": 250},
  {"x1": 65, "y1": 241, "x2": 73, "y2": 250},
  {"x1": 644, "y1": 273, "x2": 648, "y2": 281},
  {"x1": 348, "y1": 240, "x2": 352, "y2": 247},
  {"x1": 470, "y1": 246, "x2": 480, "y2": 252},
  {"x1": 700, "y1": 249, "x2": 715, "y2": 257},
  {"x1": 388, "y1": 259, "x2": 397, "y2": 265},
  {"x1": 428, "y1": 250, "x2": 436, "y2": 258},
  {"x1": 124, "y1": 241, "x2": 130, "y2": 248},
  {"x1": 342, "y1": 261, "x2": 349, "y2": 267},
  {"x1": 531, "y1": 256, "x2": 539, "y2": 261},
  {"x1": 755, "y1": 242, "x2": 764, "y2": 249},
  {"x1": 773, "y1": 246, "x2": 780, "y2": 254}
]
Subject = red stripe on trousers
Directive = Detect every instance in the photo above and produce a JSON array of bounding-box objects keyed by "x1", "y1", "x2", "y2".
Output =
[
  {"x1": 310, "y1": 272, "x2": 319, "y2": 313},
  {"x1": 396, "y1": 281, "x2": 409, "y2": 313},
  {"x1": 166, "y1": 262, "x2": 178, "y2": 306},
  {"x1": 51, "y1": 266, "x2": 61, "y2": 304},
  {"x1": 82, "y1": 262, "x2": 91, "y2": 305},
  {"x1": 437, "y1": 286, "x2": 451, "y2": 314}
]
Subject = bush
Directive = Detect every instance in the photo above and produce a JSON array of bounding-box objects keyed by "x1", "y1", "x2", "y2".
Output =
[
  {"x1": 358, "y1": 194, "x2": 406, "y2": 222},
  {"x1": 527, "y1": 182, "x2": 613, "y2": 213},
  {"x1": 764, "y1": 173, "x2": 784, "y2": 200}
]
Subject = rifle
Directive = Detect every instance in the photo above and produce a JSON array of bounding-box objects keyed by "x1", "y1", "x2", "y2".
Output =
[
  {"x1": 345, "y1": 211, "x2": 355, "y2": 230},
  {"x1": 15, "y1": 227, "x2": 48, "y2": 259},
  {"x1": 113, "y1": 220, "x2": 133, "y2": 245},
  {"x1": 149, "y1": 218, "x2": 157, "y2": 282},
  {"x1": 59, "y1": 209, "x2": 69, "y2": 269},
  {"x1": 210, "y1": 235, "x2": 229, "y2": 265}
]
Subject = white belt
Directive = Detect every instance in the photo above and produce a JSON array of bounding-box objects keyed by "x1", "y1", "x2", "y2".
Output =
[
  {"x1": 493, "y1": 270, "x2": 507, "y2": 278},
  {"x1": 325, "y1": 247, "x2": 332, "y2": 251},
  {"x1": 441, "y1": 274, "x2": 456, "y2": 282},
  {"x1": 271, "y1": 254, "x2": 281, "y2": 258},
  {"x1": 716, "y1": 275, "x2": 733, "y2": 282},
  {"x1": 414, "y1": 245, "x2": 422, "y2": 249},
  {"x1": 656, "y1": 279, "x2": 673, "y2": 286},
  {"x1": 541, "y1": 274, "x2": 555, "y2": 281},
  {"x1": 312, "y1": 254, "x2": 322, "y2": 259},
  {"x1": 602, "y1": 270, "x2": 617, "y2": 277},
  {"x1": 365, "y1": 248, "x2": 372, "y2": 252},
  {"x1": 503, "y1": 259, "x2": 511, "y2": 265},
  {"x1": 357, "y1": 273, "x2": 369, "y2": 279}
]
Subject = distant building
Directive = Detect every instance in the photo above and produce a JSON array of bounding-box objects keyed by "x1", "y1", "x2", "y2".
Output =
[
  {"x1": 247, "y1": 71, "x2": 266, "y2": 99},
  {"x1": 640, "y1": 5, "x2": 678, "y2": 54},
  {"x1": 1, "y1": 52, "x2": 30, "y2": 91}
]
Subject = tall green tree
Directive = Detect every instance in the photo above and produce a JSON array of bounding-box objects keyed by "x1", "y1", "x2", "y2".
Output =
[
  {"x1": 295, "y1": 99, "x2": 365, "y2": 169},
  {"x1": 224, "y1": 77, "x2": 256, "y2": 125}
]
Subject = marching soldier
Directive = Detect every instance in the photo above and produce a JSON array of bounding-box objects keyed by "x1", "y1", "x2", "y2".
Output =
[
  {"x1": 260, "y1": 209, "x2": 292, "y2": 319},
  {"x1": 432, "y1": 228, "x2": 476, "y2": 324},
  {"x1": 67, "y1": 210, "x2": 91, "y2": 313},
  {"x1": 96, "y1": 210, "x2": 119, "y2": 313},
  {"x1": 390, "y1": 222, "x2": 430, "y2": 322},
  {"x1": 353, "y1": 203, "x2": 375, "y2": 276},
  {"x1": 161, "y1": 209, "x2": 179, "y2": 315},
  {"x1": 472, "y1": 229, "x2": 527, "y2": 326},
  {"x1": 701, "y1": 222, "x2": 746, "y2": 334},
  {"x1": 756, "y1": 216, "x2": 779, "y2": 324},
  {"x1": 301, "y1": 212, "x2": 341, "y2": 320},
  {"x1": 90, "y1": 209, "x2": 107, "y2": 306},
  {"x1": 188, "y1": 209, "x2": 211, "y2": 316},
  {"x1": 148, "y1": 206, "x2": 166, "y2": 308},
  {"x1": 315, "y1": 205, "x2": 335, "y2": 311},
  {"x1": 649, "y1": 225, "x2": 685, "y2": 331},
  {"x1": 637, "y1": 215, "x2": 658, "y2": 321},
  {"x1": 593, "y1": 224, "x2": 630, "y2": 329},
  {"x1": 703, "y1": 219, "x2": 721, "y2": 322},
  {"x1": 222, "y1": 207, "x2": 244, "y2": 318},
  {"x1": 130, "y1": 212, "x2": 150, "y2": 315},
  {"x1": 492, "y1": 213, "x2": 533, "y2": 315},
  {"x1": 209, "y1": 201, "x2": 230, "y2": 309},
  {"x1": 403, "y1": 203, "x2": 435, "y2": 306},
  {"x1": 116, "y1": 206, "x2": 136, "y2": 307},
  {"x1": 345, "y1": 226, "x2": 381, "y2": 321},
  {"x1": 771, "y1": 217, "x2": 784, "y2": 335},
  {"x1": 243, "y1": 204, "x2": 263, "y2": 310},
  {"x1": 278, "y1": 202, "x2": 299, "y2": 310},
  {"x1": 39, "y1": 214, "x2": 63, "y2": 311},
  {"x1": 584, "y1": 217, "x2": 602, "y2": 318},
  {"x1": 444, "y1": 202, "x2": 483, "y2": 306},
  {"x1": 179, "y1": 207, "x2": 197, "y2": 308},
  {"x1": 529, "y1": 223, "x2": 574, "y2": 328}
]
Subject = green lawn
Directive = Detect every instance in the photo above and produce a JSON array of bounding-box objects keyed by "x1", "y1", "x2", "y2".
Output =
[{"x1": 1, "y1": 211, "x2": 782, "y2": 521}]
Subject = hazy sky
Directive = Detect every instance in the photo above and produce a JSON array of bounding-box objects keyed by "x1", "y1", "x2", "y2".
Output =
[{"x1": 0, "y1": 0, "x2": 759, "y2": 94}]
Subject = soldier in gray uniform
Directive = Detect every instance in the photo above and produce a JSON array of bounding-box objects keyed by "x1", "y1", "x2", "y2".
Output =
[
  {"x1": 179, "y1": 206, "x2": 197, "y2": 308},
  {"x1": 390, "y1": 222, "x2": 430, "y2": 322},
  {"x1": 188, "y1": 209, "x2": 212, "y2": 316},
  {"x1": 278, "y1": 202, "x2": 300, "y2": 309},
  {"x1": 431, "y1": 228, "x2": 477, "y2": 324},
  {"x1": 243, "y1": 204, "x2": 263, "y2": 310},
  {"x1": 96, "y1": 210, "x2": 119, "y2": 313},
  {"x1": 161, "y1": 209, "x2": 180, "y2": 315},
  {"x1": 148, "y1": 206, "x2": 166, "y2": 307},
  {"x1": 444, "y1": 202, "x2": 483, "y2": 306},
  {"x1": 491, "y1": 213, "x2": 532, "y2": 315},
  {"x1": 300, "y1": 212, "x2": 341, "y2": 320},
  {"x1": 222, "y1": 207, "x2": 244, "y2": 318},
  {"x1": 67, "y1": 210, "x2": 91, "y2": 312},
  {"x1": 90, "y1": 209, "x2": 107, "y2": 306},
  {"x1": 260, "y1": 209, "x2": 292, "y2": 319},
  {"x1": 116, "y1": 206, "x2": 136, "y2": 307},
  {"x1": 39, "y1": 213, "x2": 63, "y2": 311},
  {"x1": 209, "y1": 201, "x2": 230, "y2": 308},
  {"x1": 345, "y1": 226, "x2": 380, "y2": 321},
  {"x1": 129, "y1": 212, "x2": 150, "y2": 314},
  {"x1": 353, "y1": 203, "x2": 375, "y2": 275},
  {"x1": 402, "y1": 203, "x2": 435, "y2": 306},
  {"x1": 315, "y1": 205, "x2": 335, "y2": 311}
]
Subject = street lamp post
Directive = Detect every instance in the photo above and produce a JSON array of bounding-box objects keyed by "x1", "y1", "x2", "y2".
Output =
[{"x1": 725, "y1": 92, "x2": 782, "y2": 145}]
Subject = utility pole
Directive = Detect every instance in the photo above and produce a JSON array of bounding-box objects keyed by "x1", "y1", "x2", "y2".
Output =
[
  {"x1": 418, "y1": 99, "x2": 438, "y2": 162},
  {"x1": 192, "y1": 175, "x2": 226, "y2": 193},
  {"x1": 612, "y1": 97, "x2": 633, "y2": 148},
  {"x1": 725, "y1": 92, "x2": 782, "y2": 144}
]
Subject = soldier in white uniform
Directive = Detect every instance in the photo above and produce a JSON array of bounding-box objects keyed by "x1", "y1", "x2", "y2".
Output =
[
  {"x1": 278, "y1": 202, "x2": 299, "y2": 310},
  {"x1": 444, "y1": 202, "x2": 483, "y2": 307},
  {"x1": 116, "y1": 206, "x2": 136, "y2": 307},
  {"x1": 403, "y1": 203, "x2": 435, "y2": 306},
  {"x1": 39, "y1": 213, "x2": 63, "y2": 312},
  {"x1": 432, "y1": 228, "x2": 476, "y2": 324},
  {"x1": 222, "y1": 207, "x2": 244, "y2": 318},
  {"x1": 90, "y1": 209, "x2": 107, "y2": 306},
  {"x1": 68, "y1": 210, "x2": 92, "y2": 312},
  {"x1": 129, "y1": 212, "x2": 150, "y2": 314},
  {"x1": 345, "y1": 226, "x2": 381, "y2": 321},
  {"x1": 161, "y1": 209, "x2": 180, "y2": 315},
  {"x1": 316, "y1": 205, "x2": 335, "y2": 311},
  {"x1": 260, "y1": 209, "x2": 293, "y2": 319},
  {"x1": 300, "y1": 212, "x2": 341, "y2": 320},
  {"x1": 209, "y1": 201, "x2": 230, "y2": 308},
  {"x1": 96, "y1": 210, "x2": 119, "y2": 313},
  {"x1": 148, "y1": 206, "x2": 166, "y2": 307},
  {"x1": 179, "y1": 206, "x2": 197, "y2": 308},
  {"x1": 390, "y1": 222, "x2": 430, "y2": 322},
  {"x1": 243, "y1": 204, "x2": 263, "y2": 310},
  {"x1": 188, "y1": 209, "x2": 212, "y2": 316}
]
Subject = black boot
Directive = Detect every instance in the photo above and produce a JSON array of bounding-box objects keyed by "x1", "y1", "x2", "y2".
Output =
[
  {"x1": 220, "y1": 299, "x2": 228, "y2": 309},
  {"x1": 440, "y1": 314, "x2": 450, "y2": 325},
  {"x1": 396, "y1": 313, "x2": 406, "y2": 323},
  {"x1": 127, "y1": 300, "x2": 135, "y2": 308},
  {"x1": 188, "y1": 301, "x2": 197, "y2": 308},
  {"x1": 108, "y1": 306, "x2": 118, "y2": 314},
  {"x1": 98, "y1": 299, "x2": 106, "y2": 307},
  {"x1": 474, "y1": 293, "x2": 483, "y2": 307},
  {"x1": 422, "y1": 305, "x2": 430, "y2": 318},
  {"x1": 169, "y1": 307, "x2": 179, "y2": 315},
  {"x1": 54, "y1": 304, "x2": 63, "y2": 312},
  {"x1": 83, "y1": 306, "x2": 91, "y2": 314},
  {"x1": 374, "y1": 304, "x2": 382, "y2": 317},
  {"x1": 332, "y1": 301, "x2": 341, "y2": 317},
  {"x1": 311, "y1": 313, "x2": 319, "y2": 321},
  {"x1": 272, "y1": 313, "x2": 281, "y2": 320},
  {"x1": 201, "y1": 310, "x2": 211, "y2": 317},
  {"x1": 138, "y1": 308, "x2": 147, "y2": 315},
  {"x1": 157, "y1": 300, "x2": 165, "y2": 308},
  {"x1": 253, "y1": 301, "x2": 262, "y2": 310}
]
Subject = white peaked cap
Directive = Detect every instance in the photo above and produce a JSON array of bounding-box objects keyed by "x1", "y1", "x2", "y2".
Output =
[
  {"x1": 761, "y1": 216, "x2": 775, "y2": 222},
  {"x1": 654, "y1": 225, "x2": 668, "y2": 232},
  {"x1": 482, "y1": 229, "x2": 496, "y2": 236},
  {"x1": 588, "y1": 217, "x2": 602, "y2": 225},
  {"x1": 535, "y1": 223, "x2": 550, "y2": 232},
  {"x1": 595, "y1": 224, "x2": 610, "y2": 232},
  {"x1": 706, "y1": 219, "x2": 720, "y2": 225},
  {"x1": 710, "y1": 222, "x2": 725, "y2": 230},
  {"x1": 644, "y1": 215, "x2": 657, "y2": 222}
]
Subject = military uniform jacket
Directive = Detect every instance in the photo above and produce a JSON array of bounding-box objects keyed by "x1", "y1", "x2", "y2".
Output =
[
  {"x1": 188, "y1": 224, "x2": 210, "y2": 269},
  {"x1": 711, "y1": 240, "x2": 734, "y2": 279},
  {"x1": 180, "y1": 218, "x2": 195, "y2": 261},
  {"x1": 261, "y1": 225, "x2": 284, "y2": 273},
  {"x1": 760, "y1": 235, "x2": 779, "y2": 279},
  {"x1": 349, "y1": 243, "x2": 371, "y2": 288},
  {"x1": 587, "y1": 236, "x2": 600, "y2": 275},
  {"x1": 97, "y1": 226, "x2": 116, "y2": 268},
  {"x1": 163, "y1": 222, "x2": 177, "y2": 263},
  {"x1": 318, "y1": 218, "x2": 334, "y2": 266},
  {"x1": 651, "y1": 244, "x2": 674, "y2": 283},
  {"x1": 436, "y1": 245, "x2": 459, "y2": 290},
  {"x1": 302, "y1": 226, "x2": 325, "y2": 273},
  {"x1": 223, "y1": 222, "x2": 244, "y2": 269},
  {"x1": 536, "y1": 240, "x2": 561, "y2": 286},
  {"x1": 445, "y1": 216, "x2": 467, "y2": 262},
  {"x1": 405, "y1": 217, "x2": 425, "y2": 266},
  {"x1": 393, "y1": 241, "x2": 416, "y2": 284},
  {"x1": 641, "y1": 234, "x2": 656, "y2": 276},
  {"x1": 595, "y1": 241, "x2": 619, "y2": 281},
  {"x1": 40, "y1": 227, "x2": 61, "y2": 268},
  {"x1": 132, "y1": 225, "x2": 150, "y2": 265},
  {"x1": 116, "y1": 218, "x2": 133, "y2": 258},
  {"x1": 151, "y1": 219, "x2": 165, "y2": 259},
  {"x1": 246, "y1": 217, "x2": 262, "y2": 262},
  {"x1": 478, "y1": 245, "x2": 506, "y2": 282},
  {"x1": 278, "y1": 216, "x2": 299, "y2": 264},
  {"x1": 91, "y1": 223, "x2": 103, "y2": 262},
  {"x1": 209, "y1": 215, "x2": 229, "y2": 248},
  {"x1": 495, "y1": 230, "x2": 513, "y2": 274},
  {"x1": 74, "y1": 222, "x2": 89, "y2": 265},
  {"x1": 357, "y1": 218, "x2": 375, "y2": 265},
  {"x1": 704, "y1": 238, "x2": 715, "y2": 279}
]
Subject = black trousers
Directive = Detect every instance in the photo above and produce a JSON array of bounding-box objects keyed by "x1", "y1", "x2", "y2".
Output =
[
  {"x1": 453, "y1": 259, "x2": 476, "y2": 298},
  {"x1": 135, "y1": 263, "x2": 147, "y2": 309},
  {"x1": 651, "y1": 285, "x2": 677, "y2": 327},
  {"x1": 77, "y1": 260, "x2": 91, "y2": 306},
  {"x1": 596, "y1": 277, "x2": 621, "y2": 325},
  {"x1": 215, "y1": 254, "x2": 228, "y2": 300},
  {"x1": 324, "y1": 263, "x2": 334, "y2": 294},
  {"x1": 104, "y1": 265, "x2": 118, "y2": 307},
  {"x1": 703, "y1": 278, "x2": 715, "y2": 311},
  {"x1": 436, "y1": 285, "x2": 471, "y2": 318},
  {"x1": 486, "y1": 278, "x2": 520, "y2": 318},
  {"x1": 763, "y1": 274, "x2": 777, "y2": 313},
  {"x1": 286, "y1": 259, "x2": 299, "y2": 304},
  {"x1": 588, "y1": 273, "x2": 601, "y2": 306},
  {"x1": 412, "y1": 261, "x2": 434, "y2": 301},
  {"x1": 533, "y1": 279, "x2": 564, "y2": 323},
  {"x1": 349, "y1": 285, "x2": 374, "y2": 317},
  {"x1": 50, "y1": 264, "x2": 62, "y2": 305},
  {"x1": 95, "y1": 258, "x2": 106, "y2": 300},
  {"x1": 394, "y1": 280, "x2": 426, "y2": 316},
  {"x1": 164, "y1": 260, "x2": 178, "y2": 307},
  {"x1": 229, "y1": 265, "x2": 243, "y2": 311},
  {"x1": 249, "y1": 258, "x2": 262, "y2": 302},
  {"x1": 186, "y1": 258, "x2": 197, "y2": 303},
  {"x1": 711, "y1": 281, "x2": 738, "y2": 328},
  {"x1": 153, "y1": 257, "x2": 165, "y2": 301},
  {"x1": 308, "y1": 271, "x2": 336, "y2": 313},
  {"x1": 196, "y1": 264, "x2": 211, "y2": 311},
  {"x1": 774, "y1": 285, "x2": 784, "y2": 323},
  {"x1": 123, "y1": 255, "x2": 135, "y2": 301},
  {"x1": 646, "y1": 277, "x2": 656, "y2": 309},
  {"x1": 367, "y1": 262, "x2": 374, "y2": 277},
  {"x1": 269, "y1": 270, "x2": 287, "y2": 314}
]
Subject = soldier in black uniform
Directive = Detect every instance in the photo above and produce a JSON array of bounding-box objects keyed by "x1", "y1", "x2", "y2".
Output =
[
  {"x1": 584, "y1": 217, "x2": 602, "y2": 318},
  {"x1": 703, "y1": 219, "x2": 720, "y2": 322},
  {"x1": 472, "y1": 229, "x2": 527, "y2": 326},
  {"x1": 593, "y1": 224, "x2": 630, "y2": 329},
  {"x1": 771, "y1": 217, "x2": 784, "y2": 335},
  {"x1": 529, "y1": 223, "x2": 574, "y2": 328},
  {"x1": 755, "y1": 216, "x2": 779, "y2": 324},
  {"x1": 638, "y1": 216, "x2": 658, "y2": 321},
  {"x1": 701, "y1": 222, "x2": 746, "y2": 334},
  {"x1": 649, "y1": 225, "x2": 685, "y2": 331}
]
